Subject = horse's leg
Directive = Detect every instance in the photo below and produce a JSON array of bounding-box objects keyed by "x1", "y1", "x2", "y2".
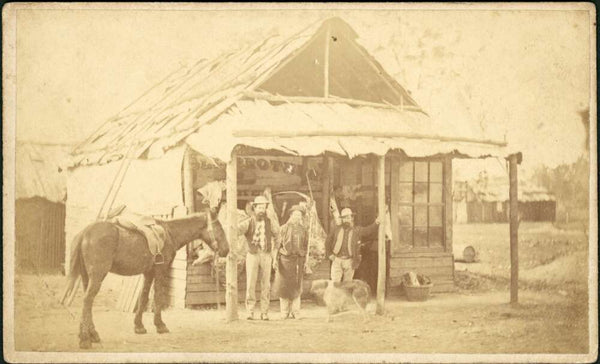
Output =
[
  {"x1": 153, "y1": 265, "x2": 170, "y2": 334},
  {"x1": 134, "y1": 272, "x2": 154, "y2": 334},
  {"x1": 80, "y1": 264, "x2": 89, "y2": 292},
  {"x1": 79, "y1": 273, "x2": 105, "y2": 348}
]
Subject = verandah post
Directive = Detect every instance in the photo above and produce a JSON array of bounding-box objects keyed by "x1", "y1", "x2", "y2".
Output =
[
  {"x1": 321, "y1": 155, "x2": 333, "y2": 232},
  {"x1": 376, "y1": 155, "x2": 386, "y2": 315},
  {"x1": 226, "y1": 151, "x2": 238, "y2": 322},
  {"x1": 508, "y1": 153, "x2": 521, "y2": 305}
]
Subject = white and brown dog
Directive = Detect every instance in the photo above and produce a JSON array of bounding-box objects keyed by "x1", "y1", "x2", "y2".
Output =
[{"x1": 310, "y1": 279, "x2": 371, "y2": 323}]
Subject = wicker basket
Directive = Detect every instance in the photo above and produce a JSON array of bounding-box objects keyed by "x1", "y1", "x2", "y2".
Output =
[{"x1": 405, "y1": 283, "x2": 433, "y2": 301}]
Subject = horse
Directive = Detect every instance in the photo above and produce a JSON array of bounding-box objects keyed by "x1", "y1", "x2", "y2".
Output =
[{"x1": 61, "y1": 211, "x2": 229, "y2": 349}]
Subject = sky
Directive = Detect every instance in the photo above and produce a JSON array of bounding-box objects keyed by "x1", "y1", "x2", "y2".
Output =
[{"x1": 14, "y1": 7, "x2": 592, "y2": 177}]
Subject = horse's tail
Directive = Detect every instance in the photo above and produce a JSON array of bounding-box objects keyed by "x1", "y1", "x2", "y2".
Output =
[{"x1": 60, "y1": 231, "x2": 84, "y2": 305}]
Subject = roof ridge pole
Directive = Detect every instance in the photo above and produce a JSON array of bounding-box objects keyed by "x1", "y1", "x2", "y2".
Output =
[{"x1": 324, "y1": 25, "x2": 331, "y2": 98}]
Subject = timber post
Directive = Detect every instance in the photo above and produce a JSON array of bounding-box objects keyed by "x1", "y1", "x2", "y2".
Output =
[
  {"x1": 322, "y1": 155, "x2": 333, "y2": 232},
  {"x1": 508, "y1": 153, "x2": 521, "y2": 305},
  {"x1": 376, "y1": 155, "x2": 386, "y2": 315},
  {"x1": 225, "y1": 151, "x2": 238, "y2": 322}
]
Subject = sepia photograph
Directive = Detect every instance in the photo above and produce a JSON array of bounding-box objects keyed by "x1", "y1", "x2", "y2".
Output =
[{"x1": 2, "y1": 3, "x2": 597, "y2": 363}]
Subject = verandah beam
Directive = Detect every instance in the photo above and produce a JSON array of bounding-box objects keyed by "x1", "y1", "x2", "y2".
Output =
[{"x1": 233, "y1": 129, "x2": 507, "y2": 147}]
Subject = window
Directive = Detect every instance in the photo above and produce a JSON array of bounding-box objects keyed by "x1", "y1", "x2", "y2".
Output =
[{"x1": 396, "y1": 160, "x2": 444, "y2": 250}]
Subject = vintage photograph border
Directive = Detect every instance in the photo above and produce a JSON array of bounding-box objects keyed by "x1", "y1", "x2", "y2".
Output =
[{"x1": 2, "y1": 2, "x2": 597, "y2": 363}]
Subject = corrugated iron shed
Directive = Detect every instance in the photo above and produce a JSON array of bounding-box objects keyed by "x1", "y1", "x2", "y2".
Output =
[
  {"x1": 16, "y1": 142, "x2": 71, "y2": 203},
  {"x1": 463, "y1": 177, "x2": 556, "y2": 203}
]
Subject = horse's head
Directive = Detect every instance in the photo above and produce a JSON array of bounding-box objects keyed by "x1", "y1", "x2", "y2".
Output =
[{"x1": 198, "y1": 209, "x2": 229, "y2": 257}]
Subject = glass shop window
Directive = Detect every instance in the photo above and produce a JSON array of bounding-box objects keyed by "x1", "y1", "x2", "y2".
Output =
[{"x1": 397, "y1": 160, "x2": 444, "y2": 249}]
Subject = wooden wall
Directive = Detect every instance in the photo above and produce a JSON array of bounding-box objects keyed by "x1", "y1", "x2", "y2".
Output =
[
  {"x1": 168, "y1": 248, "x2": 187, "y2": 308},
  {"x1": 388, "y1": 253, "x2": 455, "y2": 292},
  {"x1": 15, "y1": 197, "x2": 66, "y2": 273}
]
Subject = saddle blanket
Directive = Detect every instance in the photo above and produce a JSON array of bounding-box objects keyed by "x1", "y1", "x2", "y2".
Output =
[{"x1": 109, "y1": 205, "x2": 166, "y2": 259}]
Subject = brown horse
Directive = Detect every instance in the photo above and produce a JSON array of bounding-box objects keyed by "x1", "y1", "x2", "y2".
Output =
[{"x1": 61, "y1": 211, "x2": 229, "y2": 349}]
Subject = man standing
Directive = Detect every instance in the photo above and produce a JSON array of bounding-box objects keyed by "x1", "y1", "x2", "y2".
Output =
[
  {"x1": 273, "y1": 205, "x2": 310, "y2": 320},
  {"x1": 240, "y1": 195, "x2": 279, "y2": 320},
  {"x1": 325, "y1": 208, "x2": 379, "y2": 282}
]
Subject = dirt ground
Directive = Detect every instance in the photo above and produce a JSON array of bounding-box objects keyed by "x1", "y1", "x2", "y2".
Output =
[{"x1": 13, "y1": 222, "x2": 590, "y2": 354}]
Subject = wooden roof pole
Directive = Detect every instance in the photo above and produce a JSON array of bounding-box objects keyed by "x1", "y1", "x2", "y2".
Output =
[
  {"x1": 376, "y1": 155, "x2": 387, "y2": 315},
  {"x1": 242, "y1": 91, "x2": 424, "y2": 112},
  {"x1": 324, "y1": 25, "x2": 331, "y2": 98},
  {"x1": 225, "y1": 151, "x2": 239, "y2": 322}
]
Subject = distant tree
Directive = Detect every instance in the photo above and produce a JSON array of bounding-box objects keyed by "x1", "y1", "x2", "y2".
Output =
[
  {"x1": 578, "y1": 108, "x2": 590, "y2": 151},
  {"x1": 532, "y1": 155, "x2": 589, "y2": 223}
]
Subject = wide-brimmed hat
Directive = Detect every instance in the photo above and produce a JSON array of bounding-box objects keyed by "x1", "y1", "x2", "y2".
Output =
[
  {"x1": 289, "y1": 205, "x2": 305, "y2": 215},
  {"x1": 340, "y1": 208, "x2": 354, "y2": 218},
  {"x1": 252, "y1": 195, "x2": 269, "y2": 206}
]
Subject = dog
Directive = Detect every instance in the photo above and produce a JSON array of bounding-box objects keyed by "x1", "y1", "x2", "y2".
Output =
[{"x1": 309, "y1": 279, "x2": 371, "y2": 323}]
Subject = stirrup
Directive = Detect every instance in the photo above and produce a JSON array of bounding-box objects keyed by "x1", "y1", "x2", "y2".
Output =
[{"x1": 154, "y1": 253, "x2": 165, "y2": 265}]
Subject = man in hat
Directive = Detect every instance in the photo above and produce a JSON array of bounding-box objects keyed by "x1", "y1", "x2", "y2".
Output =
[
  {"x1": 325, "y1": 207, "x2": 379, "y2": 282},
  {"x1": 273, "y1": 204, "x2": 310, "y2": 319},
  {"x1": 239, "y1": 194, "x2": 279, "y2": 320}
]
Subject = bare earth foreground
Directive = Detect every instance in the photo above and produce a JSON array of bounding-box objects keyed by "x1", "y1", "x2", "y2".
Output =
[
  {"x1": 14, "y1": 223, "x2": 589, "y2": 354},
  {"x1": 14, "y1": 275, "x2": 587, "y2": 354}
]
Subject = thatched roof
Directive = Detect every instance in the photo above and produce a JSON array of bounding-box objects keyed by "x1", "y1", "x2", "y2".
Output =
[
  {"x1": 16, "y1": 142, "x2": 71, "y2": 203},
  {"x1": 69, "y1": 17, "x2": 508, "y2": 168}
]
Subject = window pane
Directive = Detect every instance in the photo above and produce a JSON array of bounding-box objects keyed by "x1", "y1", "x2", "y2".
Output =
[
  {"x1": 429, "y1": 206, "x2": 443, "y2": 226},
  {"x1": 414, "y1": 183, "x2": 428, "y2": 203},
  {"x1": 398, "y1": 161, "x2": 413, "y2": 182},
  {"x1": 415, "y1": 162, "x2": 428, "y2": 182},
  {"x1": 398, "y1": 206, "x2": 412, "y2": 226},
  {"x1": 430, "y1": 162, "x2": 443, "y2": 182},
  {"x1": 414, "y1": 227, "x2": 428, "y2": 247},
  {"x1": 430, "y1": 182, "x2": 443, "y2": 203},
  {"x1": 415, "y1": 205, "x2": 427, "y2": 226},
  {"x1": 429, "y1": 227, "x2": 443, "y2": 246},
  {"x1": 398, "y1": 226, "x2": 413, "y2": 246},
  {"x1": 398, "y1": 182, "x2": 413, "y2": 202}
]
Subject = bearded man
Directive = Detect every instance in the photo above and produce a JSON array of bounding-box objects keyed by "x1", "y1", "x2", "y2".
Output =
[
  {"x1": 325, "y1": 208, "x2": 379, "y2": 282},
  {"x1": 239, "y1": 195, "x2": 279, "y2": 321}
]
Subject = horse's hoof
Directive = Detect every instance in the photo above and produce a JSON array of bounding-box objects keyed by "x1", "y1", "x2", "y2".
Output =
[
  {"x1": 156, "y1": 325, "x2": 170, "y2": 334},
  {"x1": 79, "y1": 340, "x2": 92, "y2": 349},
  {"x1": 89, "y1": 330, "x2": 101, "y2": 343},
  {"x1": 134, "y1": 326, "x2": 147, "y2": 334}
]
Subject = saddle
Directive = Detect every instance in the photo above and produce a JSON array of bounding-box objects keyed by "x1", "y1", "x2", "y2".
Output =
[{"x1": 108, "y1": 204, "x2": 166, "y2": 264}]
